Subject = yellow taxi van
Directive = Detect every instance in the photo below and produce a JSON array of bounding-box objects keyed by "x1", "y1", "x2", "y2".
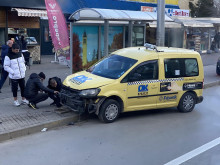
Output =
[{"x1": 60, "y1": 44, "x2": 204, "y2": 123}]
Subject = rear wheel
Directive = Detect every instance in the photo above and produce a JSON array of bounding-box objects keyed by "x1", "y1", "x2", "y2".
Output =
[
  {"x1": 98, "y1": 99, "x2": 120, "y2": 123},
  {"x1": 178, "y1": 92, "x2": 196, "y2": 113}
]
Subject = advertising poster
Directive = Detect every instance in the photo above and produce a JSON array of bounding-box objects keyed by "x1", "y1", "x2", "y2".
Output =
[
  {"x1": 101, "y1": 26, "x2": 123, "y2": 57},
  {"x1": 72, "y1": 26, "x2": 99, "y2": 68},
  {"x1": 45, "y1": 0, "x2": 70, "y2": 58}
]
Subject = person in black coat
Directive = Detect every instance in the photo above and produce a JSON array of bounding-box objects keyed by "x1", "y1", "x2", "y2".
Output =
[
  {"x1": 24, "y1": 72, "x2": 59, "y2": 109},
  {"x1": 0, "y1": 40, "x2": 13, "y2": 93},
  {"x1": 47, "y1": 77, "x2": 62, "y2": 108}
]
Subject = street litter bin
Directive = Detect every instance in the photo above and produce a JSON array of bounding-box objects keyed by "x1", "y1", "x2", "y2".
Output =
[{"x1": 29, "y1": 57, "x2": 33, "y2": 66}]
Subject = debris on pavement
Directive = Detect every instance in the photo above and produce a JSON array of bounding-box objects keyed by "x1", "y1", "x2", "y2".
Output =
[{"x1": 41, "y1": 128, "x2": 48, "y2": 132}]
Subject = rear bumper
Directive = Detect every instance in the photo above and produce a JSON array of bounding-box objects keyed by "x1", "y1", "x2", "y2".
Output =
[{"x1": 196, "y1": 96, "x2": 203, "y2": 104}]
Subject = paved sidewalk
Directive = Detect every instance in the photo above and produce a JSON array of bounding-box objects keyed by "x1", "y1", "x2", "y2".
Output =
[
  {"x1": 0, "y1": 55, "x2": 79, "y2": 142},
  {"x1": 0, "y1": 54, "x2": 220, "y2": 142}
]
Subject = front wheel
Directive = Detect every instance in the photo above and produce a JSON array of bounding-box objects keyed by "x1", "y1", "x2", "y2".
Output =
[
  {"x1": 178, "y1": 92, "x2": 196, "y2": 113},
  {"x1": 98, "y1": 99, "x2": 120, "y2": 123}
]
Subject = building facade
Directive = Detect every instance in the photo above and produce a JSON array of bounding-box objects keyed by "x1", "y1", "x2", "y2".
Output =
[{"x1": 178, "y1": 0, "x2": 199, "y2": 10}]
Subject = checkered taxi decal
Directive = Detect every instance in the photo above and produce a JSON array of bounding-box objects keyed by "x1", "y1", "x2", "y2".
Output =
[{"x1": 127, "y1": 78, "x2": 184, "y2": 86}]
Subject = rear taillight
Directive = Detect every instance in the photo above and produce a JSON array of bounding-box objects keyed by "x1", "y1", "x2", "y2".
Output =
[{"x1": 202, "y1": 79, "x2": 204, "y2": 89}]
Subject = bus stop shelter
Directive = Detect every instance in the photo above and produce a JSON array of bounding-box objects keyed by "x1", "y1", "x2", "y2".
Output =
[{"x1": 68, "y1": 8, "x2": 173, "y2": 70}]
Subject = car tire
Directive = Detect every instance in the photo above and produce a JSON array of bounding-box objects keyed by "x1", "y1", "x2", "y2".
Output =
[
  {"x1": 98, "y1": 99, "x2": 120, "y2": 123},
  {"x1": 178, "y1": 92, "x2": 196, "y2": 113},
  {"x1": 216, "y1": 63, "x2": 220, "y2": 75}
]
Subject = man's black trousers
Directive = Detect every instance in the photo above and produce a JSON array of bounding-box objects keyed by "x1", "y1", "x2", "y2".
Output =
[
  {"x1": 28, "y1": 93, "x2": 48, "y2": 104},
  {"x1": 48, "y1": 93, "x2": 62, "y2": 107}
]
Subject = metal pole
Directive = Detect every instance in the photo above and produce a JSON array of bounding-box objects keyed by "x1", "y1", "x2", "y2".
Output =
[
  {"x1": 157, "y1": 0, "x2": 165, "y2": 46},
  {"x1": 98, "y1": 25, "x2": 101, "y2": 60},
  {"x1": 5, "y1": 8, "x2": 8, "y2": 42},
  {"x1": 104, "y1": 20, "x2": 109, "y2": 56},
  {"x1": 70, "y1": 22, "x2": 73, "y2": 73},
  {"x1": 128, "y1": 21, "x2": 133, "y2": 47}
]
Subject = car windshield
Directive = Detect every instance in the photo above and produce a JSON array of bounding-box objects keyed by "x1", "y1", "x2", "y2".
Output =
[{"x1": 87, "y1": 54, "x2": 137, "y2": 79}]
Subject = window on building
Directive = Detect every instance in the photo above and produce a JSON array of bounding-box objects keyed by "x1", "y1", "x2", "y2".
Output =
[{"x1": 0, "y1": 28, "x2": 5, "y2": 46}]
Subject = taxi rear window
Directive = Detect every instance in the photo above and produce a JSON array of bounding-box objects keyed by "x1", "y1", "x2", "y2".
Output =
[{"x1": 164, "y1": 58, "x2": 198, "y2": 78}]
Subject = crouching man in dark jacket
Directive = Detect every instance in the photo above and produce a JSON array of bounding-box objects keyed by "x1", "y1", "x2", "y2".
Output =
[
  {"x1": 47, "y1": 77, "x2": 62, "y2": 108},
  {"x1": 24, "y1": 72, "x2": 59, "y2": 109}
]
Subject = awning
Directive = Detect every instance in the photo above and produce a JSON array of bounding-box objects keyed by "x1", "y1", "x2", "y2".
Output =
[
  {"x1": 149, "y1": 21, "x2": 181, "y2": 28},
  {"x1": 12, "y1": 8, "x2": 47, "y2": 17},
  {"x1": 194, "y1": 17, "x2": 220, "y2": 25},
  {"x1": 69, "y1": 8, "x2": 173, "y2": 22},
  {"x1": 174, "y1": 17, "x2": 213, "y2": 28}
]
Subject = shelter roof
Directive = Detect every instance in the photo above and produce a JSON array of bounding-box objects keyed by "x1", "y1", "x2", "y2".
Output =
[{"x1": 69, "y1": 8, "x2": 173, "y2": 22}]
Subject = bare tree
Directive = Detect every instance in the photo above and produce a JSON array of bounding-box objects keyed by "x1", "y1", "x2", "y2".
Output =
[{"x1": 213, "y1": 0, "x2": 220, "y2": 17}]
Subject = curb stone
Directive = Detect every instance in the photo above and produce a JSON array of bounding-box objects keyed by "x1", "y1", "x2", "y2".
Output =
[
  {"x1": 204, "y1": 80, "x2": 220, "y2": 89},
  {"x1": 0, "y1": 115, "x2": 80, "y2": 143}
]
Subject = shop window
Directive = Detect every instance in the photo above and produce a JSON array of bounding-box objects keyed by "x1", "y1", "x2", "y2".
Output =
[
  {"x1": 44, "y1": 27, "x2": 50, "y2": 42},
  {"x1": 0, "y1": 28, "x2": 5, "y2": 46}
]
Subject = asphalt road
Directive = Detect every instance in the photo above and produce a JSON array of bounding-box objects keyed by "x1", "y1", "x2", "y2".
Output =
[{"x1": 0, "y1": 86, "x2": 220, "y2": 165}]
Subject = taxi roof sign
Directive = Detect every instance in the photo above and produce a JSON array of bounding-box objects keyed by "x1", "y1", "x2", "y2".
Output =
[{"x1": 144, "y1": 43, "x2": 159, "y2": 52}]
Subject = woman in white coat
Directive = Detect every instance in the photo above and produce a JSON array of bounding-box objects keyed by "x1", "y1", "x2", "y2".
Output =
[{"x1": 4, "y1": 43, "x2": 29, "y2": 106}]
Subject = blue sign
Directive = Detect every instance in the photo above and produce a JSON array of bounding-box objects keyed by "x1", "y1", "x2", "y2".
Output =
[
  {"x1": 72, "y1": 75, "x2": 92, "y2": 83},
  {"x1": 138, "y1": 85, "x2": 148, "y2": 92}
]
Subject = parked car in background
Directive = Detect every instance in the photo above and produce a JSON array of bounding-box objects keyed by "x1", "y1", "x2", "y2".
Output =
[{"x1": 216, "y1": 57, "x2": 220, "y2": 75}]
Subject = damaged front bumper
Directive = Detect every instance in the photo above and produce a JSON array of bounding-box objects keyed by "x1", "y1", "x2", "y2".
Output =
[{"x1": 60, "y1": 85, "x2": 105, "y2": 114}]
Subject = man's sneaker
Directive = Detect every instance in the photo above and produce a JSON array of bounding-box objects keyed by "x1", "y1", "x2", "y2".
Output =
[
  {"x1": 28, "y1": 102, "x2": 39, "y2": 110},
  {"x1": 21, "y1": 99, "x2": 29, "y2": 105},
  {"x1": 14, "y1": 100, "x2": 20, "y2": 107}
]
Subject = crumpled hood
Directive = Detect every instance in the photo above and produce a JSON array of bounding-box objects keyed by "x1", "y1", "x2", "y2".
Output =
[{"x1": 63, "y1": 71, "x2": 116, "y2": 90}]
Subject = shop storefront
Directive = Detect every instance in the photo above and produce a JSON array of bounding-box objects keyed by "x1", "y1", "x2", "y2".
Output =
[
  {"x1": 174, "y1": 17, "x2": 214, "y2": 52},
  {"x1": 0, "y1": 7, "x2": 52, "y2": 63},
  {"x1": 147, "y1": 21, "x2": 182, "y2": 47},
  {"x1": 0, "y1": 7, "x2": 48, "y2": 63}
]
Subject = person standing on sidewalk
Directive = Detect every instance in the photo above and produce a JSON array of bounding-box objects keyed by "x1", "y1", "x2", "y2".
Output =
[
  {"x1": 0, "y1": 40, "x2": 13, "y2": 93},
  {"x1": 24, "y1": 72, "x2": 59, "y2": 109},
  {"x1": 3, "y1": 43, "x2": 29, "y2": 106}
]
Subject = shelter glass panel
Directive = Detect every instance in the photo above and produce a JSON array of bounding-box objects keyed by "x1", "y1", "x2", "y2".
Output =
[
  {"x1": 101, "y1": 26, "x2": 123, "y2": 57},
  {"x1": 73, "y1": 25, "x2": 99, "y2": 67},
  {"x1": 132, "y1": 26, "x2": 144, "y2": 46}
]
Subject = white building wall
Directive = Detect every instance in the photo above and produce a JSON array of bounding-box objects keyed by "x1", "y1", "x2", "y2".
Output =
[{"x1": 178, "y1": 0, "x2": 199, "y2": 10}]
